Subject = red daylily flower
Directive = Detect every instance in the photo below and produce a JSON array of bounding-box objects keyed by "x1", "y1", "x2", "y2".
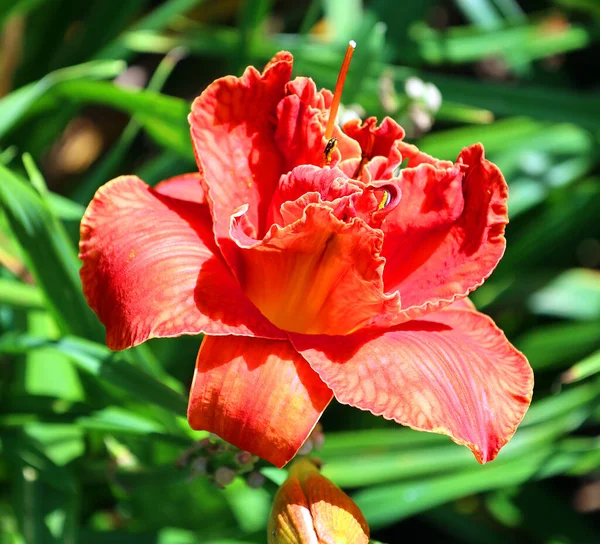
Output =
[{"x1": 79, "y1": 50, "x2": 533, "y2": 468}]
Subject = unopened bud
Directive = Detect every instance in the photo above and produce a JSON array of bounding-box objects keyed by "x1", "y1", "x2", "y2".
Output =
[
  {"x1": 423, "y1": 82, "x2": 442, "y2": 113},
  {"x1": 311, "y1": 426, "x2": 325, "y2": 451},
  {"x1": 268, "y1": 458, "x2": 369, "y2": 544},
  {"x1": 235, "y1": 451, "x2": 254, "y2": 466},
  {"x1": 296, "y1": 439, "x2": 313, "y2": 456},
  {"x1": 191, "y1": 457, "x2": 207, "y2": 476},
  {"x1": 246, "y1": 471, "x2": 266, "y2": 489},
  {"x1": 405, "y1": 76, "x2": 425, "y2": 100},
  {"x1": 214, "y1": 466, "x2": 236, "y2": 488}
]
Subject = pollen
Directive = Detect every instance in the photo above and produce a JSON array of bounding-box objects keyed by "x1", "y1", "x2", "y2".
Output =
[
  {"x1": 377, "y1": 190, "x2": 391, "y2": 211},
  {"x1": 324, "y1": 137, "x2": 338, "y2": 165}
]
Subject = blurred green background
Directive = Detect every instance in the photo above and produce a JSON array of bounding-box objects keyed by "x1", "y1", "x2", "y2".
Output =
[{"x1": 1, "y1": 0, "x2": 599, "y2": 542}]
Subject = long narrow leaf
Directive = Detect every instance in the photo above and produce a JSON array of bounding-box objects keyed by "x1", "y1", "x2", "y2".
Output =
[{"x1": 0, "y1": 164, "x2": 102, "y2": 340}]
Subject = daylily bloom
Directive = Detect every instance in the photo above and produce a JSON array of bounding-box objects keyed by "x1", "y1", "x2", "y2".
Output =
[
  {"x1": 79, "y1": 47, "x2": 533, "y2": 469},
  {"x1": 268, "y1": 457, "x2": 369, "y2": 544}
]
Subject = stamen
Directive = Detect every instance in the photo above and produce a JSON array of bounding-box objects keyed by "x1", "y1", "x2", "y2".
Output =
[
  {"x1": 324, "y1": 137, "x2": 338, "y2": 165},
  {"x1": 367, "y1": 180, "x2": 402, "y2": 226},
  {"x1": 325, "y1": 40, "x2": 356, "y2": 140},
  {"x1": 352, "y1": 154, "x2": 369, "y2": 179},
  {"x1": 377, "y1": 190, "x2": 392, "y2": 211}
]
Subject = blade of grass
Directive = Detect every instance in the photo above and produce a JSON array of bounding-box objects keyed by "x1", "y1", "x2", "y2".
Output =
[
  {"x1": 528, "y1": 268, "x2": 600, "y2": 321},
  {"x1": 561, "y1": 350, "x2": 600, "y2": 384},
  {"x1": 454, "y1": 0, "x2": 502, "y2": 30},
  {"x1": 0, "y1": 164, "x2": 103, "y2": 340},
  {"x1": 354, "y1": 439, "x2": 599, "y2": 527},
  {"x1": 96, "y1": 0, "x2": 206, "y2": 60},
  {"x1": 0, "y1": 59, "x2": 124, "y2": 139},
  {"x1": 73, "y1": 47, "x2": 188, "y2": 204},
  {"x1": 122, "y1": 27, "x2": 600, "y2": 130},
  {"x1": 0, "y1": 333, "x2": 188, "y2": 416},
  {"x1": 0, "y1": 278, "x2": 44, "y2": 310},
  {"x1": 322, "y1": 406, "x2": 593, "y2": 487},
  {"x1": 33, "y1": 78, "x2": 192, "y2": 158},
  {"x1": 515, "y1": 321, "x2": 600, "y2": 371},
  {"x1": 412, "y1": 20, "x2": 592, "y2": 65}
]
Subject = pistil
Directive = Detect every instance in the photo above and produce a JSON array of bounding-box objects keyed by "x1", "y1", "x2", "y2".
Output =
[{"x1": 325, "y1": 40, "x2": 356, "y2": 141}]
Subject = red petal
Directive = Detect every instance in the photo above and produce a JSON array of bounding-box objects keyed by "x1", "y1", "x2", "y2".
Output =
[
  {"x1": 396, "y1": 140, "x2": 454, "y2": 169},
  {"x1": 291, "y1": 308, "x2": 533, "y2": 463},
  {"x1": 154, "y1": 172, "x2": 206, "y2": 204},
  {"x1": 79, "y1": 175, "x2": 284, "y2": 349},
  {"x1": 268, "y1": 165, "x2": 362, "y2": 227},
  {"x1": 448, "y1": 297, "x2": 476, "y2": 311},
  {"x1": 231, "y1": 203, "x2": 401, "y2": 336},
  {"x1": 189, "y1": 53, "x2": 292, "y2": 245},
  {"x1": 382, "y1": 143, "x2": 508, "y2": 317},
  {"x1": 275, "y1": 77, "x2": 361, "y2": 170},
  {"x1": 188, "y1": 335, "x2": 332, "y2": 467},
  {"x1": 343, "y1": 116, "x2": 405, "y2": 159},
  {"x1": 343, "y1": 116, "x2": 406, "y2": 180}
]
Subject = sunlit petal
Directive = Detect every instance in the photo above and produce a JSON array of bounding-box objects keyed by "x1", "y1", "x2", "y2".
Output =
[
  {"x1": 292, "y1": 304, "x2": 533, "y2": 463},
  {"x1": 188, "y1": 336, "x2": 333, "y2": 468},
  {"x1": 79, "y1": 175, "x2": 284, "y2": 349}
]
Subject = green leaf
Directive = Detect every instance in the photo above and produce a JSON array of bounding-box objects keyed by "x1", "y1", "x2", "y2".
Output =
[
  {"x1": 121, "y1": 28, "x2": 600, "y2": 130},
  {"x1": 412, "y1": 20, "x2": 592, "y2": 65},
  {"x1": 522, "y1": 377, "x2": 600, "y2": 425},
  {"x1": 322, "y1": 407, "x2": 592, "y2": 487},
  {"x1": 454, "y1": 0, "x2": 503, "y2": 30},
  {"x1": 74, "y1": 48, "x2": 187, "y2": 203},
  {"x1": 4, "y1": 431, "x2": 79, "y2": 543},
  {"x1": 23, "y1": 424, "x2": 85, "y2": 466},
  {"x1": 322, "y1": 0, "x2": 363, "y2": 41},
  {"x1": 353, "y1": 440, "x2": 599, "y2": 528},
  {"x1": 418, "y1": 71, "x2": 600, "y2": 132},
  {"x1": 223, "y1": 478, "x2": 270, "y2": 534},
  {"x1": 0, "y1": 0, "x2": 44, "y2": 32},
  {"x1": 33, "y1": 79, "x2": 193, "y2": 159},
  {"x1": 515, "y1": 321, "x2": 600, "y2": 371},
  {"x1": 0, "y1": 163, "x2": 103, "y2": 340},
  {"x1": 0, "y1": 278, "x2": 44, "y2": 311},
  {"x1": 528, "y1": 268, "x2": 600, "y2": 321},
  {"x1": 561, "y1": 350, "x2": 600, "y2": 384},
  {"x1": 96, "y1": 0, "x2": 206, "y2": 60},
  {"x1": 2, "y1": 431, "x2": 77, "y2": 494},
  {"x1": 46, "y1": 193, "x2": 85, "y2": 221},
  {"x1": 0, "y1": 334, "x2": 188, "y2": 416},
  {"x1": 321, "y1": 378, "x2": 600, "y2": 487},
  {"x1": 0, "y1": 59, "x2": 124, "y2": 139},
  {"x1": 18, "y1": 310, "x2": 85, "y2": 403},
  {"x1": 76, "y1": 407, "x2": 167, "y2": 435}
]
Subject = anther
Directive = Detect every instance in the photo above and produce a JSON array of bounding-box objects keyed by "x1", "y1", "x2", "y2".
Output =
[
  {"x1": 324, "y1": 137, "x2": 338, "y2": 165},
  {"x1": 325, "y1": 40, "x2": 356, "y2": 141},
  {"x1": 367, "y1": 180, "x2": 402, "y2": 225}
]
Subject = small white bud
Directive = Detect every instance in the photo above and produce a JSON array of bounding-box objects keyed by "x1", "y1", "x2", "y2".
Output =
[
  {"x1": 405, "y1": 77, "x2": 425, "y2": 100},
  {"x1": 423, "y1": 83, "x2": 442, "y2": 113}
]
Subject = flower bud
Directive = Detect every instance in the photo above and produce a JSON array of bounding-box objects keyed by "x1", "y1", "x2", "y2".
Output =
[
  {"x1": 214, "y1": 466, "x2": 236, "y2": 488},
  {"x1": 268, "y1": 458, "x2": 369, "y2": 544},
  {"x1": 235, "y1": 450, "x2": 254, "y2": 466},
  {"x1": 246, "y1": 471, "x2": 266, "y2": 489}
]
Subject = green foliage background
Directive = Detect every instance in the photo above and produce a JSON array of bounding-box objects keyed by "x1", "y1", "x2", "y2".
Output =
[{"x1": 0, "y1": 0, "x2": 599, "y2": 542}]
